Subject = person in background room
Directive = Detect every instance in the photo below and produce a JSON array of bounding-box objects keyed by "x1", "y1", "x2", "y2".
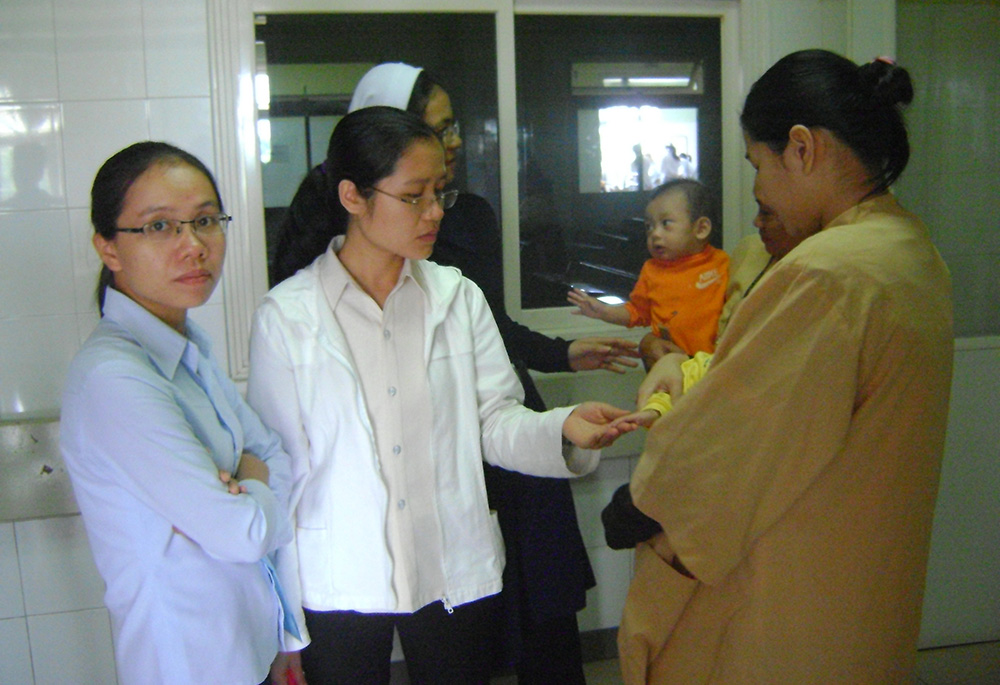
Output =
[
  {"x1": 568, "y1": 178, "x2": 730, "y2": 357},
  {"x1": 60, "y1": 141, "x2": 296, "y2": 685},
  {"x1": 615, "y1": 49, "x2": 954, "y2": 684},
  {"x1": 248, "y1": 106, "x2": 637, "y2": 685},
  {"x1": 269, "y1": 61, "x2": 639, "y2": 684}
]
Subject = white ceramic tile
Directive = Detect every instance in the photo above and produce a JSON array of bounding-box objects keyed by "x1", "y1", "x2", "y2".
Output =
[
  {"x1": 932, "y1": 171, "x2": 993, "y2": 258},
  {"x1": 896, "y1": 5, "x2": 933, "y2": 103},
  {"x1": 0, "y1": 524, "x2": 25, "y2": 619},
  {"x1": 570, "y1": 457, "x2": 632, "y2": 549},
  {"x1": 0, "y1": 0, "x2": 59, "y2": 103},
  {"x1": 16, "y1": 516, "x2": 105, "y2": 615},
  {"x1": 142, "y1": 0, "x2": 210, "y2": 98},
  {"x1": 68, "y1": 207, "x2": 104, "y2": 315},
  {"x1": 933, "y1": 5, "x2": 996, "y2": 111},
  {"x1": 916, "y1": 641, "x2": 1000, "y2": 685},
  {"x1": 28, "y1": 608, "x2": 117, "y2": 685},
  {"x1": 75, "y1": 311, "x2": 101, "y2": 347},
  {"x1": 53, "y1": 0, "x2": 145, "y2": 102},
  {"x1": 0, "y1": 210, "x2": 74, "y2": 319},
  {"x1": 0, "y1": 315, "x2": 80, "y2": 416},
  {"x1": 147, "y1": 97, "x2": 215, "y2": 170},
  {"x1": 0, "y1": 103, "x2": 66, "y2": 210},
  {"x1": 578, "y1": 545, "x2": 632, "y2": 632},
  {"x1": 947, "y1": 253, "x2": 1000, "y2": 339},
  {"x1": 0, "y1": 617, "x2": 34, "y2": 683},
  {"x1": 61, "y1": 99, "x2": 149, "y2": 208}
]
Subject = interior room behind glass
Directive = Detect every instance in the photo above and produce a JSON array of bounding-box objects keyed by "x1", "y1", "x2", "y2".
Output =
[
  {"x1": 254, "y1": 13, "x2": 499, "y2": 286},
  {"x1": 515, "y1": 15, "x2": 721, "y2": 309},
  {"x1": 254, "y1": 12, "x2": 721, "y2": 311}
]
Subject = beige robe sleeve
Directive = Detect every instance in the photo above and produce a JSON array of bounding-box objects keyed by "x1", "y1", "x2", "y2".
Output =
[{"x1": 630, "y1": 258, "x2": 862, "y2": 585}]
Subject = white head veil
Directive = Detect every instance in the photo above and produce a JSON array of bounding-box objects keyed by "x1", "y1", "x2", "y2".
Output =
[{"x1": 348, "y1": 62, "x2": 423, "y2": 113}]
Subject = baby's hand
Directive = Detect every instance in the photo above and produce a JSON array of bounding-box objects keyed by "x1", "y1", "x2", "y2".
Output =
[
  {"x1": 567, "y1": 288, "x2": 604, "y2": 319},
  {"x1": 610, "y1": 409, "x2": 661, "y2": 431}
]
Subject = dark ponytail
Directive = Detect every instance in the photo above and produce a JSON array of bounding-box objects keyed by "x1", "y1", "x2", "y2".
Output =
[
  {"x1": 740, "y1": 49, "x2": 914, "y2": 194},
  {"x1": 269, "y1": 107, "x2": 440, "y2": 286}
]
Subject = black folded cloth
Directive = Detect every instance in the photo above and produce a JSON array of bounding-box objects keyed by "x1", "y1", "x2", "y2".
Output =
[{"x1": 601, "y1": 482, "x2": 663, "y2": 550}]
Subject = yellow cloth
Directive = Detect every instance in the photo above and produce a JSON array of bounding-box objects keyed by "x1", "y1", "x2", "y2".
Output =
[
  {"x1": 640, "y1": 351, "x2": 713, "y2": 416},
  {"x1": 620, "y1": 194, "x2": 954, "y2": 684}
]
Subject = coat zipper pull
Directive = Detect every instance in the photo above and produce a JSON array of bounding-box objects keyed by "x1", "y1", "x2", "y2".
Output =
[{"x1": 442, "y1": 596, "x2": 454, "y2": 615}]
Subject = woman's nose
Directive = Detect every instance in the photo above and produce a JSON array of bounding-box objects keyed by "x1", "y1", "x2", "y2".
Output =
[
  {"x1": 426, "y1": 199, "x2": 446, "y2": 221},
  {"x1": 176, "y1": 223, "x2": 210, "y2": 255}
]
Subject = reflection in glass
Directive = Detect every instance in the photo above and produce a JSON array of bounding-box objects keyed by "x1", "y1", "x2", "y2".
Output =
[
  {"x1": 579, "y1": 105, "x2": 698, "y2": 193},
  {"x1": 515, "y1": 15, "x2": 721, "y2": 309},
  {"x1": 0, "y1": 104, "x2": 64, "y2": 211},
  {"x1": 253, "y1": 13, "x2": 498, "y2": 283}
]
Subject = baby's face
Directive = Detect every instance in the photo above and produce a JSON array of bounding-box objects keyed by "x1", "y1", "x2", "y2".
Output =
[{"x1": 643, "y1": 190, "x2": 706, "y2": 263}]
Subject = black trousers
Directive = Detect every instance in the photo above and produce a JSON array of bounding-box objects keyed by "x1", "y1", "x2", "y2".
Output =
[
  {"x1": 300, "y1": 595, "x2": 500, "y2": 685},
  {"x1": 515, "y1": 613, "x2": 586, "y2": 685}
]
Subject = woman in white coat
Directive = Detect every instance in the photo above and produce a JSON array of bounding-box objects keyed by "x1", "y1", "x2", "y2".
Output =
[{"x1": 248, "y1": 107, "x2": 633, "y2": 684}]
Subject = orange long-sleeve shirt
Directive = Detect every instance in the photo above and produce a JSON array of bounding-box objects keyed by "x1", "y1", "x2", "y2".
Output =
[{"x1": 624, "y1": 244, "x2": 729, "y2": 354}]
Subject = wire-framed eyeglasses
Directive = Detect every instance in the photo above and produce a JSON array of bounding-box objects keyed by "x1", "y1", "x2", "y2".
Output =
[
  {"x1": 371, "y1": 187, "x2": 459, "y2": 214},
  {"x1": 113, "y1": 213, "x2": 232, "y2": 241},
  {"x1": 435, "y1": 121, "x2": 460, "y2": 144}
]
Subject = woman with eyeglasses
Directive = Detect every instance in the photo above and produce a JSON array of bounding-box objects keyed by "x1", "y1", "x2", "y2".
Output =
[
  {"x1": 59, "y1": 142, "x2": 296, "y2": 684},
  {"x1": 269, "y1": 61, "x2": 638, "y2": 685},
  {"x1": 247, "y1": 106, "x2": 635, "y2": 684}
]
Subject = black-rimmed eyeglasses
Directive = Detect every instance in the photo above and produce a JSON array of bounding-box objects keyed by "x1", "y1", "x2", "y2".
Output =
[
  {"x1": 113, "y1": 213, "x2": 232, "y2": 241},
  {"x1": 371, "y1": 188, "x2": 459, "y2": 213}
]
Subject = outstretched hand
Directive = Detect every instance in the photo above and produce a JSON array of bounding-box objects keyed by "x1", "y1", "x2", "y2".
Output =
[
  {"x1": 567, "y1": 287, "x2": 605, "y2": 319},
  {"x1": 562, "y1": 401, "x2": 640, "y2": 449},
  {"x1": 568, "y1": 337, "x2": 640, "y2": 373},
  {"x1": 608, "y1": 408, "x2": 661, "y2": 432}
]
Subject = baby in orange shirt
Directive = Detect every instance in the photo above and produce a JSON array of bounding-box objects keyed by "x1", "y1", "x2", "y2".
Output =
[{"x1": 568, "y1": 179, "x2": 729, "y2": 355}]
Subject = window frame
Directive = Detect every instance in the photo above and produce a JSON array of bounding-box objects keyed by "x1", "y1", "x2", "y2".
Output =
[{"x1": 207, "y1": 0, "x2": 744, "y2": 379}]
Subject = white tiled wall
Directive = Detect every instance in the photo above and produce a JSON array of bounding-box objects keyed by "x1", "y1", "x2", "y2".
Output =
[
  {"x1": 895, "y1": 0, "x2": 1000, "y2": 337},
  {"x1": 0, "y1": 0, "x2": 223, "y2": 419},
  {"x1": 573, "y1": 457, "x2": 637, "y2": 633},
  {"x1": 0, "y1": 518, "x2": 117, "y2": 684},
  {"x1": 1, "y1": 0, "x2": 998, "y2": 679}
]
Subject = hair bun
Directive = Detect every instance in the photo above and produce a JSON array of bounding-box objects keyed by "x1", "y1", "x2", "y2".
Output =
[{"x1": 859, "y1": 58, "x2": 914, "y2": 109}]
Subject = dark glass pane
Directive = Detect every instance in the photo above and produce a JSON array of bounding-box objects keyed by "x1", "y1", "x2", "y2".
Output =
[
  {"x1": 515, "y1": 15, "x2": 721, "y2": 309},
  {"x1": 255, "y1": 13, "x2": 498, "y2": 285}
]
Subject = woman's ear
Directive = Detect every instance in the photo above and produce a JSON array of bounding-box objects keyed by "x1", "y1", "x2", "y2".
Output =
[
  {"x1": 338, "y1": 179, "x2": 368, "y2": 216},
  {"x1": 784, "y1": 124, "x2": 817, "y2": 174},
  {"x1": 92, "y1": 233, "x2": 122, "y2": 272}
]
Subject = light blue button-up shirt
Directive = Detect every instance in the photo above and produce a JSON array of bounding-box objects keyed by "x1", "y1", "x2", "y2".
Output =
[{"x1": 61, "y1": 288, "x2": 294, "y2": 685}]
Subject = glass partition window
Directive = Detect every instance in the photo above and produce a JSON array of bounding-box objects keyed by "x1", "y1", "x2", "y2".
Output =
[
  {"x1": 580, "y1": 105, "x2": 699, "y2": 193},
  {"x1": 515, "y1": 15, "x2": 721, "y2": 309},
  {"x1": 254, "y1": 12, "x2": 498, "y2": 287}
]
